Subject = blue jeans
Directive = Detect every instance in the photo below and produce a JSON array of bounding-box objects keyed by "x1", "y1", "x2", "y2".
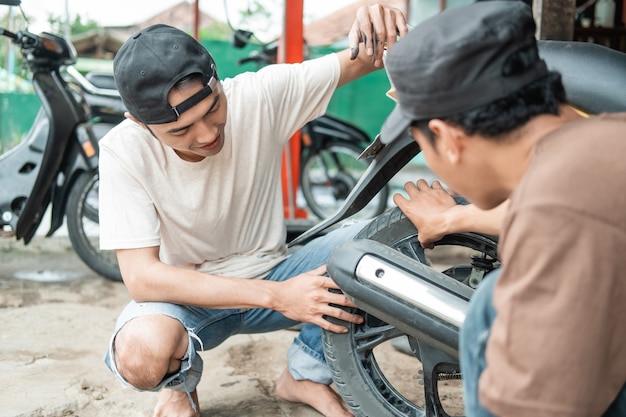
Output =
[
  {"x1": 460, "y1": 269, "x2": 626, "y2": 417},
  {"x1": 103, "y1": 222, "x2": 364, "y2": 408}
]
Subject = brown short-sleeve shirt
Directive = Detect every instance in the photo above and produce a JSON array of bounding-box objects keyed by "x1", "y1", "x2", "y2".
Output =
[{"x1": 480, "y1": 113, "x2": 626, "y2": 417}]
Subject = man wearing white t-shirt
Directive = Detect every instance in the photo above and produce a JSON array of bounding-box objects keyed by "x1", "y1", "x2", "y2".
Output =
[{"x1": 99, "y1": 4, "x2": 407, "y2": 416}]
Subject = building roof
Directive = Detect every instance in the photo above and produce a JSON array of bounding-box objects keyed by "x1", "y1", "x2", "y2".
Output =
[
  {"x1": 137, "y1": 0, "x2": 218, "y2": 32},
  {"x1": 71, "y1": 31, "x2": 123, "y2": 59}
]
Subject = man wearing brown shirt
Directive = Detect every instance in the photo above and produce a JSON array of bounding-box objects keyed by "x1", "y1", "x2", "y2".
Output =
[{"x1": 380, "y1": 1, "x2": 626, "y2": 416}]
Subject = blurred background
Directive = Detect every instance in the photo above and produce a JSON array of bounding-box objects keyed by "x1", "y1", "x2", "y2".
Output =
[{"x1": 0, "y1": 0, "x2": 468, "y2": 158}]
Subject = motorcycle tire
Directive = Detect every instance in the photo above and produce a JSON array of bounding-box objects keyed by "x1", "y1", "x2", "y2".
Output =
[
  {"x1": 322, "y1": 207, "x2": 499, "y2": 417},
  {"x1": 66, "y1": 170, "x2": 122, "y2": 282},
  {"x1": 300, "y1": 141, "x2": 389, "y2": 220}
]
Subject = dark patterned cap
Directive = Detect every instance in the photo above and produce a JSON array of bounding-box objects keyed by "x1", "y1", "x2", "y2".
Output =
[{"x1": 381, "y1": 1, "x2": 548, "y2": 144}]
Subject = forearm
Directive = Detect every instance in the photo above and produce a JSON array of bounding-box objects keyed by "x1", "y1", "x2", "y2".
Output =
[
  {"x1": 445, "y1": 200, "x2": 508, "y2": 237},
  {"x1": 118, "y1": 249, "x2": 280, "y2": 310},
  {"x1": 336, "y1": 49, "x2": 380, "y2": 88},
  {"x1": 116, "y1": 250, "x2": 362, "y2": 333}
]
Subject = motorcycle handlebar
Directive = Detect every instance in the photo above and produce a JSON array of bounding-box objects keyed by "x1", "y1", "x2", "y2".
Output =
[
  {"x1": 0, "y1": 28, "x2": 17, "y2": 40},
  {"x1": 1, "y1": 29, "x2": 39, "y2": 51}
]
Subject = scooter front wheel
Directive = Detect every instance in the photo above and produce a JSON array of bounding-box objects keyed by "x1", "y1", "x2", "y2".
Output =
[
  {"x1": 66, "y1": 170, "x2": 122, "y2": 282},
  {"x1": 323, "y1": 207, "x2": 499, "y2": 417}
]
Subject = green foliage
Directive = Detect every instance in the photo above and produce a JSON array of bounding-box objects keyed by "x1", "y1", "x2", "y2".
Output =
[
  {"x1": 199, "y1": 21, "x2": 232, "y2": 41},
  {"x1": 45, "y1": 13, "x2": 99, "y2": 36}
]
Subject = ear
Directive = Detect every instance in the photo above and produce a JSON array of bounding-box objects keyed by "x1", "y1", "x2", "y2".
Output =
[
  {"x1": 124, "y1": 112, "x2": 146, "y2": 128},
  {"x1": 428, "y1": 119, "x2": 464, "y2": 165}
]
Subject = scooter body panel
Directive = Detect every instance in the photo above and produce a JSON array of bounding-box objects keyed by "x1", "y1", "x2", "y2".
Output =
[
  {"x1": 13, "y1": 70, "x2": 87, "y2": 242},
  {"x1": 0, "y1": 109, "x2": 49, "y2": 230}
]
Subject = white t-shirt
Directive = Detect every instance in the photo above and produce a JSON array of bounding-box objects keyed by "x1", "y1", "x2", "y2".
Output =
[{"x1": 98, "y1": 54, "x2": 340, "y2": 279}]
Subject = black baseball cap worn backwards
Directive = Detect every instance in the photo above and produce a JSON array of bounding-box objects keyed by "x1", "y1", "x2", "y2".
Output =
[
  {"x1": 114, "y1": 24, "x2": 218, "y2": 125},
  {"x1": 380, "y1": 1, "x2": 549, "y2": 144}
]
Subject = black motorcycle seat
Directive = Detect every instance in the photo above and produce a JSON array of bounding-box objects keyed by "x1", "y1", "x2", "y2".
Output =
[
  {"x1": 538, "y1": 40, "x2": 626, "y2": 114},
  {"x1": 85, "y1": 72, "x2": 117, "y2": 91}
]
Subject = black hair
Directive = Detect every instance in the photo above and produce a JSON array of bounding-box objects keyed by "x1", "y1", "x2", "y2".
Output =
[{"x1": 172, "y1": 73, "x2": 205, "y2": 92}]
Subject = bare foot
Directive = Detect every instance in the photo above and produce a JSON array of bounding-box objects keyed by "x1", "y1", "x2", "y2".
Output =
[
  {"x1": 275, "y1": 368, "x2": 353, "y2": 417},
  {"x1": 153, "y1": 389, "x2": 200, "y2": 417}
]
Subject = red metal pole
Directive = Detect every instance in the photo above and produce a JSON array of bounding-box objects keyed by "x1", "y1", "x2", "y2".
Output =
[
  {"x1": 193, "y1": 0, "x2": 200, "y2": 40},
  {"x1": 279, "y1": 0, "x2": 306, "y2": 219}
]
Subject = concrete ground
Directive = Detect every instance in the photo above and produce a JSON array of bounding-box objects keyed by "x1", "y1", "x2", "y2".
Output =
[
  {"x1": 0, "y1": 236, "x2": 328, "y2": 417},
  {"x1": 0, "y1": 233, "x2": 465, "y2": 417}
]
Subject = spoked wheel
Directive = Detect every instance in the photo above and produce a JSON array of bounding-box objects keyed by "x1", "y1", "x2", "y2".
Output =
[
  {"x1": 323, "y1": 207, "x2": 499, "y2": 417},
  {"x1": 66, "y1": 170, "x2": 122, "y2": 282},
  {"x1": 300, "y1": 141, "x2": 389, "y2": 220}
]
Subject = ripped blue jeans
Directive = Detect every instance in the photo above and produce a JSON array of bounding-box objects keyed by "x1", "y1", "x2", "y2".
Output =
[{"x1": 103, "y1": 222, "x2": 364, "y2": 410}]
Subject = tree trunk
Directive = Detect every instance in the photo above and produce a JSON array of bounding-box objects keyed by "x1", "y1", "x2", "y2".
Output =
[{"x1": 533, "y1": 0, "x2": 577, "y2": 40}]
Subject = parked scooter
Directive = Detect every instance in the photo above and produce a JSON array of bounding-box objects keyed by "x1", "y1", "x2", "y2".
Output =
[
  {"x1": 289, "y1": 41, "x2": 626, "y2": 416},
  {"x1": 0, "y1": 0, "x2": 121, "y2": 282}
]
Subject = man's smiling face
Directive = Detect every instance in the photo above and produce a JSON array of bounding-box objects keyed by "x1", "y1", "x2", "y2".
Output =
[{"x1": 147, "y1": 78, "x2": 227, "y2": 162}]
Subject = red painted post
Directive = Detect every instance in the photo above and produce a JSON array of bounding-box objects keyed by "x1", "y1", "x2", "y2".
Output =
[
  {"x1": 193, "y1": 0, "x2": 200, "y2": 40},
  {"x1": 279, "y1": 0, "x2": 307, "y2": 219}
]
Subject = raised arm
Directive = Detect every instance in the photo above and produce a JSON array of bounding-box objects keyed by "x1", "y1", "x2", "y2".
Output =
[{"x1": 336, "y1": 3, "x2": 408, "y2": 87}]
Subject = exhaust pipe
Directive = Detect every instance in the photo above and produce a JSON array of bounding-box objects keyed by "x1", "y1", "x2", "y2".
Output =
[{"x1": 327, "y1": 239, "x2": 474, "y2": 359}]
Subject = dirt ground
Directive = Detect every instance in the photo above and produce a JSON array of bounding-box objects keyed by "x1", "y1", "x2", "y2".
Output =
[{"x1": 0, "y1": 234, "x2": 464, "y2": 417}]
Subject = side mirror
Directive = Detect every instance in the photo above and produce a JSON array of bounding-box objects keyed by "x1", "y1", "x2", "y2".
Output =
[{"x1": 231, "y1": 29, "x2": 253, "y2": 49}]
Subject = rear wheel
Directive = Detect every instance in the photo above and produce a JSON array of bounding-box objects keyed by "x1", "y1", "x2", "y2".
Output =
[
  {"x1": 66, "y1": 170, "x2": 122, "y2": 282},
  {"x1": 323, "y1": 207, "x2": 499, "y2": 416},
  {"x1": 300, "y1": 141, "x2": 389, "y2": 220}
]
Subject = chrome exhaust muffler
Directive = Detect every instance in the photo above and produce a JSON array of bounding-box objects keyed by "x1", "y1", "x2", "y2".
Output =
[{"x1": 327, "y1": 239, "x2": 474, "y2": 359}]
